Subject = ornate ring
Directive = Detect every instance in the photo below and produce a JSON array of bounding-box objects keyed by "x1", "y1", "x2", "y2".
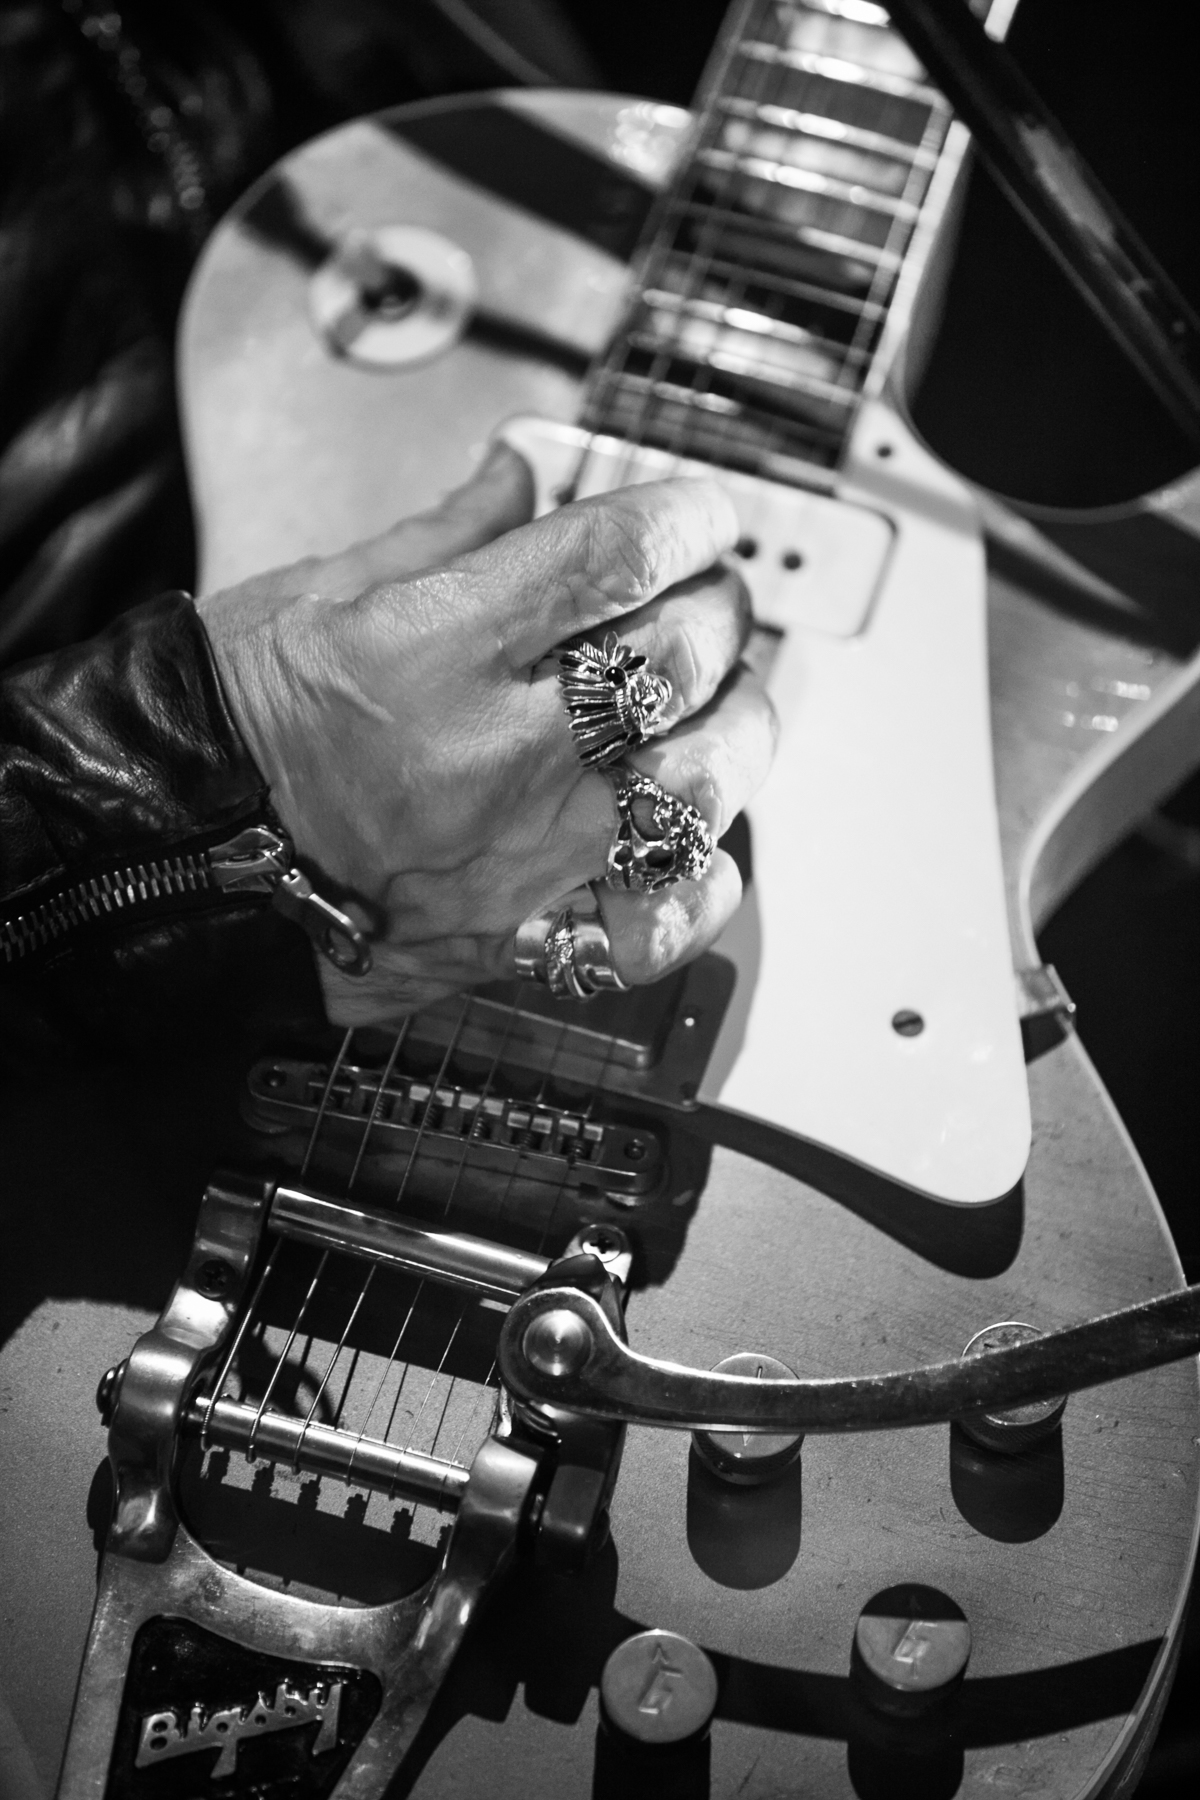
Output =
[
  {"x1": 513, "y1": 888, "x2": 629, "y2": 999},
  {"x1": 606, "y1": 770, "x2": 714, "y2": 893},
  {"x1": 557, "y1": 631, "x2": 672, "y2": 768}
]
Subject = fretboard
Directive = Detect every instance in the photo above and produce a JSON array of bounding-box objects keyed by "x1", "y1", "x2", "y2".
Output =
[{"x1": 581, "y1": 0, "x2": 961, "y2": 479}]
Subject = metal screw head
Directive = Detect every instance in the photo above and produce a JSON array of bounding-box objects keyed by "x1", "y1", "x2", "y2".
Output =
[
  {"x1": 892, "y1": 1009, "x2": 925, "y2": 1037},
  {"x1": 522, "y1": 1308, "x2": 593, "y2": 1379},
  {"x1": 853, "y1": 1584, "x2": 971, "y2": 1716},
  {"x1": 958, "y1": 1321, "x2": 1067, "y2": 1452},
  {"x1": 601, "y1": 1629, "x2": 718, "y2": 1745},
  {"x1": 691, "y1": 1352, "x2": 804, "y2": 1485},
  {"x1": 95, "y1": 1362, "x2": 124, "y2": 1425},
  {"x1": 194, "y1": 1258, "x2": 233, "y2": 1299}
]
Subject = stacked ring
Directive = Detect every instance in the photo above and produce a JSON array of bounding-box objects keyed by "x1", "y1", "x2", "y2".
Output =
[
  {"x1": 605, "y1": 769, "x2": 714, "y2": 893},
  {"x1": 514, "y1": 887, "x2": 629, "y2": 1000},
  {"x1": 558, "y1": 631, "x2": 672, "y2": 768}
]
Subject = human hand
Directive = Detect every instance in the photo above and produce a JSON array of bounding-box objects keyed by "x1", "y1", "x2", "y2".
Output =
[{"x1": 198, "y1": 443, "x2": 776, "y2": 1024}]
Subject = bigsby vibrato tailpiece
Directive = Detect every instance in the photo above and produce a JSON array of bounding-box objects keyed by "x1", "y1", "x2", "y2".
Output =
[{"x1": 60, "y1": 1174, "x2": 631, "y2": 1798}]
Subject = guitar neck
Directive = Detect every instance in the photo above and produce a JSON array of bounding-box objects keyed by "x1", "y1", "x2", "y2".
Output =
[{"x1": 581, "y1": 0, "x2": 980, "y2": 481}]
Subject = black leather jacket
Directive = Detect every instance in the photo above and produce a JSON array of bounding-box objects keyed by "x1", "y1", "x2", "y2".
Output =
[{"x1": 0, "y1": 0, "x2": 593, "y2": 1059}]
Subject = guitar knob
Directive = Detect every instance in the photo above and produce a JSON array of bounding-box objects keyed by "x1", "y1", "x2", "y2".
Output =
[
  {"x1": 690, "y1": 1353, "x2": 804, "y2": 1485},
  {"x1": 958, "y1": 1322, "x2": 1067, "y2": 1453},
  {"x1": 600, "y1": 1630, "x2": 718, "y2": 1746},
  {"x1": 852, "y1": 1585, "x2": 971, "y2": 1717}
]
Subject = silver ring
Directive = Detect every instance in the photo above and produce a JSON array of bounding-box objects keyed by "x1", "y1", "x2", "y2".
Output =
[
  {"x1": 513, "y1": 887, "x2": 629, "y2": 999},
  {"x1": 557, "y1": 631, "x2": 672, "y2": 768},
  {"x1": 606, "y1": 769, "x2": 714, "y2": 893}
]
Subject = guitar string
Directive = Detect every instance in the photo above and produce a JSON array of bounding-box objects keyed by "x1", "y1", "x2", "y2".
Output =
[
  {"x1": 579, "y1": 0, "x2": 778, "y2": 495},
  {"x1": 348, "y1": 991, "x2": 527, "y2": 1473},
  {"x1": 445, "y1": 985, "x2": 629, "y2": 1468},
  {"x1": 565, "y1": 2, "x2": 856, "y2": 537},
  {"x1": 283, "y1": 1022, "x2": 419, "y2": 1463},
  {"x1": 238, "y1": 1023, "x2": 360, "y2": 1450},
  {"x1": 226, "y1": 25, "x2": 825, "y2": 1469},
  {"x1": 399, "y1": 987, "x2": 579, "y2": 1463},
  {"x1": 295, "y1": 999, "x2": 478, "y2": 1469},
  {"x1": 648, "y1": 2, "x2": 805, "y2": 479},
  {"x1": 647, "y1": 0, "x2": 932, "y2": 475},
  {"x1": 201, "y1": 1023, "x2": 357, "y2": 1435},
  {"x1": 577, "y1": 0, "x2": 943, "y2": 499},
  {"x1": 246, "y1": 1004, "x2": 469, "y2": 1470},
  {"x1": 635, "y1": 0, "x2": 819, "y2": 478}
]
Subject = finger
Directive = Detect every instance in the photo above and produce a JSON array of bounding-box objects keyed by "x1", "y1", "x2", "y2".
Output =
[
  {"x1": 627, "y1": 664, "x2": 778, "y2": 841},
  {"x1": 598, "y1": 850, "x2": 743, "y2": 986},
  {"x1": 321, "y1": 441, "x2": 535, "y2": 595},
  {"x1": 449, "y1": 477, "x2": 740, "y2": 667},
  {"x1": 576, "y1": 561, "x2": 752, "y2": 731}
]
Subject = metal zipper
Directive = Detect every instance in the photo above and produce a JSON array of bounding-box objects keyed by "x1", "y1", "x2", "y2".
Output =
[{"x1": 1, "y1": 825, "x2": 370, "y2": 975}]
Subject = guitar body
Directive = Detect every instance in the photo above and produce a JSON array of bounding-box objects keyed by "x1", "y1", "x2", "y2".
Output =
[{"x1": 3, "y1": 75, "x2": 1200, "y2": 1800}]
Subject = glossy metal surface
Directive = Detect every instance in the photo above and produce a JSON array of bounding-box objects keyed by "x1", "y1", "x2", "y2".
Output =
[
  {"x1": 499, "y1": 1280, "x2": 1200, "y2": 1434},
  {"x1": 270, "y1": 1186, "x2": 549, "y2": 1300}
]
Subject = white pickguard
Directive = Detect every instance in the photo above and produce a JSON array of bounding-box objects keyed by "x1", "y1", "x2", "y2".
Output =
[
  {"x1": 501, "y1": 413, "x2": 1030, "y2": 1206},
  {"x1": 181, "y1": 97, "x2": 1029, "y2": 1207}
]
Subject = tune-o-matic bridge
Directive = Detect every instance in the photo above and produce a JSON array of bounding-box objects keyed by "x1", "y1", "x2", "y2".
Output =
[{"x1": 245, "y1": 1058, "x2": 664, "y2": 1200}]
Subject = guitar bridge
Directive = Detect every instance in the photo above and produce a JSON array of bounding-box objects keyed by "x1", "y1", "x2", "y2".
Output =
[
  {"x1": 60, "y1": 1172, "x2": 628, "y2": 1797},
  {"x1": 244, "y1": 1058, "x2": 665, "y2": 1203}
]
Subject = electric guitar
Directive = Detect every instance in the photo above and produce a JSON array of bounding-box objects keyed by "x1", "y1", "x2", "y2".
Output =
[{"x1": 3, "y1": 3, "x2": 1200, "y2": 1796}]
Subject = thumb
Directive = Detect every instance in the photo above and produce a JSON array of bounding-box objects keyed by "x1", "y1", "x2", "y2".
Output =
[{"x1": 359, "y1": 440, "x2": 536, "y2": 583}]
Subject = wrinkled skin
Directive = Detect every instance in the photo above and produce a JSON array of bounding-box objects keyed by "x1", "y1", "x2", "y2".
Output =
[{"x1": 198, "y1": 443, "x2": 777, "y2": 1023}]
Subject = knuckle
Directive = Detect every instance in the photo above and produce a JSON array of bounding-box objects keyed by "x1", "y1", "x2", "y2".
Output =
[{"x1": 582, "y1": 500, "x2": 662, "y2": 605}]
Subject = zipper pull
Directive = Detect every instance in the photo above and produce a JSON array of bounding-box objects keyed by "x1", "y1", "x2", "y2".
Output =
[{"x1": 208, "y1": 826, "x2": 372, "y2": 976}]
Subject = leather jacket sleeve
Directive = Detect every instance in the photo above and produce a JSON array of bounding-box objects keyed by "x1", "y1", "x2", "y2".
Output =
[{"x1": 0, "y1": 591, "x2": 325, "y2": 1061}]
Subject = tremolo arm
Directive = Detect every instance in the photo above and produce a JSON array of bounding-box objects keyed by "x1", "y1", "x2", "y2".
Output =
[{"x1": 499, "y1": 1282, "x2": 1200, "y2": 1435}]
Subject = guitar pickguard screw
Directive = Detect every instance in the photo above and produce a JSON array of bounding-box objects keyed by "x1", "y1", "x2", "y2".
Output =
[{"x1": 195, "y1": 1258, "x2": 233, "y2": 1298}]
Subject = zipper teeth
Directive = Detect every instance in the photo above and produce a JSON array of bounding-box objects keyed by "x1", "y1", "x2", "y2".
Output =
[{"x1": 1, "y1": 853, "x2": 214, "y2": 966}]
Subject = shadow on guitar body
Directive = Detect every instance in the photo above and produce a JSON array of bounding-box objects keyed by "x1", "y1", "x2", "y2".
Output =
[{"x1": 383, "y1": 1533, "x2": 1163, "y2": 1800}]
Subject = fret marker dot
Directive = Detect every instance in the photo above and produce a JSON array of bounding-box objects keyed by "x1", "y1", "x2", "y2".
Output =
[
  {"x1": 781, "y1": 549, "x2": 804, "y2": 571},
  {"x1": 735, "y1": 536, "x2": 758, "y2": 559}
]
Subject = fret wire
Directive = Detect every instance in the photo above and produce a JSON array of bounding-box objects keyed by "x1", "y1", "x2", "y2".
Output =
[
  {"x1": 623, "y1": 332, "x2": 861, "y2": 408},
  {"x1": 614, "y1": 0, "x2": 787, "y2": 471},
  {"x1": 298, "y1": 1025, "x2": 355, "y2": 1181},
  {"x1": 573, "y1": 0, "x2": 780, "y2": 486},
  {"x1": 641, "y1": 289, "x2": 872, "y2": 363},
  {"x1": 668, "y1": 199, "x2": 902, "y2": 270},
  {"x1": 675, "y1": 252, "x2": 884, "y2": 319},
  {"x1": 345, "y1": 1016, "x2": 412, "y2": 1195},
  {"x1": 580, "y1": 0, "x2": 962, "y2": 481},
  {"x1": 714, "y1": 95, "x2": 938, "y2": 166},
  {"x1": 845, "y1": 96, "x2": 953, "y2": 370},
  {"x1": 582, "y1": 0, "x2": 772, "y2": 464},
  {"x1": 603, "y1": 365, "x2": 854, "y2": 427},
  {"x1": 737, "y1": 38, "x2": 941, "y2": 105},
  {"x1": 657, "y1": 18, "x2": 805, "y2": 469},
  {"x1": 697, "y1": 146, "x2": 921, "y2": 221}
]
